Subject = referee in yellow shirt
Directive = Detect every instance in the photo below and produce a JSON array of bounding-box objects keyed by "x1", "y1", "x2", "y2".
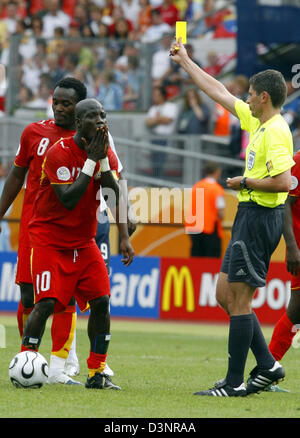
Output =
[{"x1": 170, "y1": 39, "x2": 295, "y2": 397}]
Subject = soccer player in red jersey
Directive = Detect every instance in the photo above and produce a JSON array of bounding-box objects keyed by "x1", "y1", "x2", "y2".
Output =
[
  {"x1": 0, "y1": 78, "x2": 86, "y2": 383},
  {"x1": 263, "y1": 151, "x2": 300, "y2": 389},
  {"x1": 22, "y1": 98, "x2": 134, "y2": 390},
  {"x1": 0, "y1": 78, "x2": 119, "y2": 383}
]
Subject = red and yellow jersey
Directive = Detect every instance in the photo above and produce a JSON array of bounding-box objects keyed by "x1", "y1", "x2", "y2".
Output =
[
  {"x1": 28, "y1": 136, "x2": 118, "y2": 250},
  {"x1": 14, "y1": 119, "x2": 76, "y2": 247}
]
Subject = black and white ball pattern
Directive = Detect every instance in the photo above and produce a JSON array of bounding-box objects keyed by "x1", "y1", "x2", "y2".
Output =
[{"x1": 9, "y1": 351, "x2": 48, "y2": 388}]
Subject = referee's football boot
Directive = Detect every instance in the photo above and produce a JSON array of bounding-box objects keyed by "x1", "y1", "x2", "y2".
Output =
[
  {"x1": 85, "y1": 372, "x2": 121, "y2": 390},
  {"x1": 194, "y1": 378, "x2": 247, "y2": 397},
  {"x1": 246, "y1": 361, "x2": 285, "y2": 394}
]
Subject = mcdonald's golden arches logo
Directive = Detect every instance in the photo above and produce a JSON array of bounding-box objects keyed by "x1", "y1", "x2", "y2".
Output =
[{"x1": 162, "y1": 266, "x2": 195, "y2": 312}]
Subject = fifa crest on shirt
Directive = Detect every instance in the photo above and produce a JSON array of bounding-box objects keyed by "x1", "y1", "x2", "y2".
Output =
[{"x1": 247, "y1": 150, "x2": 256, "y2": 170}]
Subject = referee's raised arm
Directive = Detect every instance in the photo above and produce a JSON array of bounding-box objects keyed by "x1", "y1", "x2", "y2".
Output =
[{"x1": 169, "y1": 37, "x2": 238, "y2": 117}]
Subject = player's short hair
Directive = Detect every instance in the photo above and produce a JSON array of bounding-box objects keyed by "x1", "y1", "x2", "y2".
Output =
[
  {"x1": 249, "y1": 69, "x2": 287, "y2": 108},
  {"x1": 54, "y1": 77, "x2": 87, "y2": 103},
  {"x1": 203, "y1": 161, "x2": 221, "y2": 177}
]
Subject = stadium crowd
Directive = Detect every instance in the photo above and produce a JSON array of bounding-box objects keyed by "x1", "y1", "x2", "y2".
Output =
[
  {"x1": 0, "y1": 0, "x2": 237, "y2": 110},
  {"x1": 0, "y1": 0, "x2": 299, "y2": 160}
]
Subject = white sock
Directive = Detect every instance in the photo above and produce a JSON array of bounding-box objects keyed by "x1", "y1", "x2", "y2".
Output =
[
  {"x1": 67, "y1": 329, "x2": 78, "y2": 364},
  {"x1": 48, "y1": 355, "x2": 66, "y2": 377}
]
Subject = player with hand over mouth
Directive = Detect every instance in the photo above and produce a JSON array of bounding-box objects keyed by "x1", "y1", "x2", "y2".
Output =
[{"x1": 21, "y1": 98, "x2": 134, "y2": 390}]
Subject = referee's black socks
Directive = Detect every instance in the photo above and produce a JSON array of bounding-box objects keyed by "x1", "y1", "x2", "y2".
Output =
[
  {"x1": 225, "y1": 314, "x2": 253, "y2": 388},
  {"x1": 250, "y1": 311, "x2": 275, "y2": 370}
]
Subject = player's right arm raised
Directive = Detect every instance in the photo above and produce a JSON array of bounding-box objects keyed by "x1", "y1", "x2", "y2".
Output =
[{"x1": 169, "y1": 38, "x2": 237, "y2": 116}]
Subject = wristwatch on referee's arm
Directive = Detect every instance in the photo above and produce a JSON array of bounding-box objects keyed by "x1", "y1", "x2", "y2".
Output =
[{"x1": 240, "y1": 177, "x2": 248, "y2": 189}]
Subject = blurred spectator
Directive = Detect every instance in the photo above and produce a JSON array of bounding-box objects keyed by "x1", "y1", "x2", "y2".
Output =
[
  {"x1": 151, "y1": 32, "x2": 173, "y2": 88},
  {"x1": 174, "y1": 0, "x2": 189, "y2": 18},
  {"x1": 232, "y1": 74, "x2": 249, "y2": 100},
  {"x1": 81, "y1": 23, "x2": 96, "y2": 38},
  {"x1": 1, "y1": 0, "x2": 27, "y2": 20},
  {"x1": 42, "y1": 0, "x2": 71, "y2": 38},
  {"x1": 145, "y1": 85, "x2": 178, "y2": 177},
  {"x1": 67, "y1": 39, "x2": 95, "y2": 71},
  {"x1": 16, "y1": 19, "x2": 37, "y2": 62},
  {"x1": 213, "y1": 102, "x2": 230, "y2": 137},
  {"x1": 185, "y1": 0, "x2": 206, "y2": 37},
  {"x1": 72, "y1": 66, "x2": 95, "y2": 97},
  {"x1": 17, "y1": 84, "x2": 34, "y2": 107},
  {"x1": 203, "y1": 0, "x2": 237, "y2": 38},
  {"x1": 47, "y1": 27, "x2": 68, "y2": 65},
  {"x1": 185, "y1": 161, "x2": 224, "y2": 258},
  {"x1": 204, "y1": 51, "x2": 236, "y2": 77},
  {"x1": 137, "y1": 0, "x2": 152, "y2": 35},
  {"x1": 122, "y1": 55, "x2": 141, "y2": 110},
  {"x1": 90, "y1": 4, "x2": 104, "y2": 35},
  {"x1": 282, "y1": 80, "x2": 300, "y2": 132},
  {"x1": 62, "y1": 53, "x2": 79, "y2": 77},
  {"x1": 96, "y1": 69, "x2": 124, "y2": 110},
  {"x1": 228, "y1": 75, "x2": 249, "y2": 158},
  {"x1": 25, "y1": 77, "x2": 52, "y2": 109},
  {"x1": 29, "y1": 0, "x2": 46, "y2": 16},
  {"x1": 141, "y1": 8, "x2": 172, "y2": 43},
  {"x1": 157, "y1": 0, "x2": 180, "y2": 27},
  {"x1": 94, "y1": 23, "x2": 110, "y2": 69},
  {"x1": 30, "y1": 15, "x2": 44, "y2": 38},
  {"x1": 2, "y1": 1, "x2": 20, "y2": 35},
  {"x1": 120, "y1": 0, "x2": 141, "y2": 29},
  {"x1": 185, "y1": 0, "x2": 203, "y2": 21},
  {"x1": 22, "y1": 53, "x2": 48, "y2": 94},
  {"x1": 166, "y1": 43, "x2": 201, "y2": 94},
  {"x1": 101, "y1": 0, "x2": 115, "y2": 24},
  {"x1": 108, "y1": 5, "x2": 134, "y2": 36},
  {"x1": 74, "y1": 3, "x2": 91, "y2": 35},
  {"x1": 45, "y1": 52, "x2": 65, "y2": 88},
  {"x1": 177, "y1": 88, "x2": 209, "y2": 135},
  {"x1": 68, "y1": 18, "x2": 81, "y2": 38}
]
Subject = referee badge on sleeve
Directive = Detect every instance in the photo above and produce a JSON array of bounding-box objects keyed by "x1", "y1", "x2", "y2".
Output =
[{"x1": 247, "y1": 150, "x2": 256, "y2": 170}]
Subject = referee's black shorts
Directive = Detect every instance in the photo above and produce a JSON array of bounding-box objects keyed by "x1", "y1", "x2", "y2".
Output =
[{"x1": 221, "y1": 201, "x2": 285, "y2": 288}]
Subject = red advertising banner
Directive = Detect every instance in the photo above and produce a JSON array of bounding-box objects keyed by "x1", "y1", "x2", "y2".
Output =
[{"x1": 159, "y1": 258, "x2": 291, "y2": 325}]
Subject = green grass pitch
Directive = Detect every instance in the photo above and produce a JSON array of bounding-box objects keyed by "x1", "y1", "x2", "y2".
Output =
[{"x1": 0, "y1": 314, "x2": 300, "y2": 419}]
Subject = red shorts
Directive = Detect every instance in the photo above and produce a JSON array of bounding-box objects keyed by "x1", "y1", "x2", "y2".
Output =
[
  {"x1": 31, "y1": 242, "x2": 110, "y2": 313},
  {"x1": 16, "y1": 244, "x2": 32, "y2": 284}
]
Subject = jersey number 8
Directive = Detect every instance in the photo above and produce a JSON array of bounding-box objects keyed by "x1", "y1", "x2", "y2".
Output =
[{"x1": 37, "y1": 138, "x2": 50, "y2": 156}]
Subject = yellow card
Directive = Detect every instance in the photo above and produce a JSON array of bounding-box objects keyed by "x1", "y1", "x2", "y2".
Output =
[{"x1": 176, "y1": 21, "x2": 187, "y2": 45}]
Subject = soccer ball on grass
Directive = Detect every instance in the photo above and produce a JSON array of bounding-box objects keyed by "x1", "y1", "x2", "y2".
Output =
[{"x1": 9, "y1": 351, "x2": 48, "y2": 388}]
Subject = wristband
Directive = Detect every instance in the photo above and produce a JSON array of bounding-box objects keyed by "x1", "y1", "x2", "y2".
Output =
[
  {"x1": 100, "y1": 157, "x2": 110, "y2": 172},
  {"x1": 240, "y1": 177, "x2": 248, "y2": 189},
  {"x1": 82, "y1": 158, "x2": 96, "y2": 177}
]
